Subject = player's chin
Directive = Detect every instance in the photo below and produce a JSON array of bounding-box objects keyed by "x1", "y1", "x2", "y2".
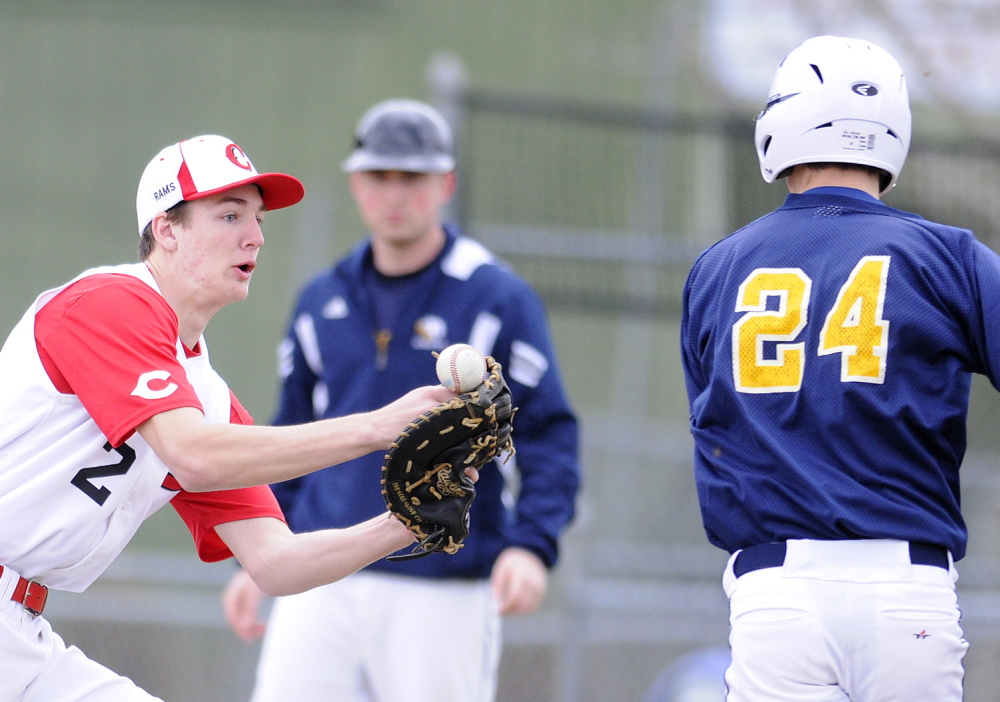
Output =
[{"x1": 222, "y1": 279, "x2": 252, "y2": 304}]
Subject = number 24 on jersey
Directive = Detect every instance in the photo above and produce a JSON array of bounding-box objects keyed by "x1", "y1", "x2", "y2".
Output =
[{"x1": 732, "y1": 256, "x2": 890, "y2": 393}]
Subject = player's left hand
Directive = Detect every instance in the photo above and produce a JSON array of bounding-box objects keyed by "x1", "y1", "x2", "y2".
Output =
[{"x1": 491, "y1": 547, "x2": 547, "y2": 615}]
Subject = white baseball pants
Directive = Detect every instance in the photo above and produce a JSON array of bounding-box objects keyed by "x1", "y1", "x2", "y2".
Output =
[
  {"x1": 722, "y1": 539, "x2": 967, "y2": 702},
  {"x1": 0, "y1": 566, "x2": 162, "y2": 702},
  {"x1": 250, "y1": 571, "x2": 501, "y2": 702}
]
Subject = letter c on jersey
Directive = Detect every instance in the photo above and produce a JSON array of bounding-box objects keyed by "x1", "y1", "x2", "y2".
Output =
[{"x1": 131, "y1": 370, "x2": 179, "y2": 400}]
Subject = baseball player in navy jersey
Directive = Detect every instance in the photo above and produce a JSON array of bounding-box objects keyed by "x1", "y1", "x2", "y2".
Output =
[
  {"x1": 221, "y1": 99, "x2": 581, "y2": 702},
  {"x1": 680, "y1": 36, "x2": 983, "y2": 700},
  {"x1": 0, "y1": 134, "x2": 462, "y2": 702}
]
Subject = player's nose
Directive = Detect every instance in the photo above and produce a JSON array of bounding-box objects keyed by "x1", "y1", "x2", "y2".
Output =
[{"x1": 244, "y1": 220, "x2": 265, "y2": 249}]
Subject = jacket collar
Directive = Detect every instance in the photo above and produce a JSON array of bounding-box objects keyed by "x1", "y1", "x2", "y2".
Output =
[{"x1": 340, "y1": 224, "x2": 460, "y2": 280}]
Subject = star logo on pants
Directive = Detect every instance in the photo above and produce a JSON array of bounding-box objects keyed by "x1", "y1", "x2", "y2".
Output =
[{"x1": 914, "y1": 630, "x2": 930, "y2": 639}]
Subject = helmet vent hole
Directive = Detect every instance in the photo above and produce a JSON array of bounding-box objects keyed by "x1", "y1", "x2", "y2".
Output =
[
  {"x1": 816, "y1": 122, "x2": 833, "y2": 129},
  {"x1": 810, "y1": 64, "x2": 824, "y2": 83},
  {"x1": 762, "y1": 135, "x2": 772, "y2": 156}
]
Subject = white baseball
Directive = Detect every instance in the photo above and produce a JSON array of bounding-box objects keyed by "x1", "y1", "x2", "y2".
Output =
[{"x1": 436, "y1": 344, "x2": 488, "y2": 393}]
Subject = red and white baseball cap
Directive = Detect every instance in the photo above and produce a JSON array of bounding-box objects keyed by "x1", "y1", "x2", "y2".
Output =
[{"x1": 136, "y1": 134, "x2": 305, "y2": 234}]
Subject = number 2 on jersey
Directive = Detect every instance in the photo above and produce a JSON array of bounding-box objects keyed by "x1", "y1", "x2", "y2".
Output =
[
  {"x1": 71, "y1": 441, "x2": 136, "y2": 506},
  {"x1": 733, "y1": 256, "x2": 890, "y2": 393}
]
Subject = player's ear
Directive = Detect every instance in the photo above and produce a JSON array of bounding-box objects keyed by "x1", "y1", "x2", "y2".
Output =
[{"x1": 150, "y1": 211, "x2": 180, "y2": 252}]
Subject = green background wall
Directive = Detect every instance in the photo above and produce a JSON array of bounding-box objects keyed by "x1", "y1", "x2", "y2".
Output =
[{"x1": 0, "y1": 1, "x2": 660, "y2": 427}]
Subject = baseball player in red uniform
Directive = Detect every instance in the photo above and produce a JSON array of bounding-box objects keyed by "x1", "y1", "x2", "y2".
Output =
[
  {"x1": 682, "y1": 37, "x2": 976, "y2": 700},
  {"x1": 0, "y1": 134, "x2": 458, "y2": 702}
]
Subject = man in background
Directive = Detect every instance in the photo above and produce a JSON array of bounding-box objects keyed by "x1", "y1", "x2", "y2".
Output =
[{"x1": 223, "y1": 99, "x2": 581, "y2": 702}]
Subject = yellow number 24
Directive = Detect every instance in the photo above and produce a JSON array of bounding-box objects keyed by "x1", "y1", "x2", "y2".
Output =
[{"x1": 732, "y1": 256, "x2": 890, "y2": 393}]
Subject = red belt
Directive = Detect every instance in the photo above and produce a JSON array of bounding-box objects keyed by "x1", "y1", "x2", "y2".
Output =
[{"x1": 0, "y1": 565, "x2": 48, "y2": 616}]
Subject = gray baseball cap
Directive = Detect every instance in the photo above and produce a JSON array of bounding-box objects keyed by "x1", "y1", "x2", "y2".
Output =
[{"x1": 342, "y1": 99, "x2": 456, "y2": 174}]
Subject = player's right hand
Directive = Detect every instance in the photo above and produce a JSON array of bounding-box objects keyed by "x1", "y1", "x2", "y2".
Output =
[
  {"x1": 222, "y1": 568, "x2": 268, "y2": 642},
  {"x1": 374, "y1": 384, "x2": 457, "y2": 447},
  {"x1": 491, "y1": 547, "x2": 548, "y2": 615}
]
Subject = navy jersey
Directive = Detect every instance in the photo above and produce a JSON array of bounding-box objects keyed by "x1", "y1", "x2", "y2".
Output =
[
  {"x1": 272, "y1": 226, "x2": 580, "y2": 579},
  {"x1": 681, "y1": 187, "x2": 1000, "y2": 560}
]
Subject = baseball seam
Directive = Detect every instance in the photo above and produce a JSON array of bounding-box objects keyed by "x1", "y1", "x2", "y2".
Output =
[{"x1": 449, "y1": 354, "x2": 462, "y2": 391}]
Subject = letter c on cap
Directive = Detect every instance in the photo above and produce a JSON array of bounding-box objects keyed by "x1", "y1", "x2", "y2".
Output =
[
  {"x1": 131, "y1": 370, "x2": 179, "y2": 400},
  {"x1": 226, "y1": 144, "x2": 253, "y2": 171}
]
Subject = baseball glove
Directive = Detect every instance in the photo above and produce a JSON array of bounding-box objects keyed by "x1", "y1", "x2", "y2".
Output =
[{"x1": 382, "y1": 357, "x2": 514, "y2": 561}]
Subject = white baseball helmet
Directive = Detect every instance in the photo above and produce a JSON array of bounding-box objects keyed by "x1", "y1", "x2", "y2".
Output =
[{"x1": 754, "y1": 36, "x2": 911, "y2": 194}]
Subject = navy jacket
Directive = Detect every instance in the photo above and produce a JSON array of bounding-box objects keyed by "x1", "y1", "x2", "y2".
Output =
[{"x1": 271, "y1": 226, "x2": 581, "y2": 579}]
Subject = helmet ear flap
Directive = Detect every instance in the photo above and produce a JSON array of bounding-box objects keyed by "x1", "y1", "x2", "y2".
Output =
[
  {"x1": 754, "y1": 36, "x2": 911, "y2": 194},
  {"x1": 878, "y1": 170, "x2": 892, "y2": 193}
]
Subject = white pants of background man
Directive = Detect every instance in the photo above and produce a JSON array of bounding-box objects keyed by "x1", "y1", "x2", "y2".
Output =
[
  {"x1": 722, "y1": 539, "x2": 967, "y2": 702},
  {"x1": 0, "y1": 566, "x2": 162, "y2": 702},
  {"x1": 250, "y1": 571, "x2": 500, "y2": 702}
]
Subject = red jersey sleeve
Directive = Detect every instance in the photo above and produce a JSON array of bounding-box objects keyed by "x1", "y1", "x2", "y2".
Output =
[
  {"x1": 35, "y1": 273, "x2": 203, "y2": 446},
  {"x1": 166, "y1": 392, "x2": 286, "y2": 563}
]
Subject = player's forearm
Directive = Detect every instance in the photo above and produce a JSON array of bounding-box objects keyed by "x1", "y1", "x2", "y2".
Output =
[
  {"x1": 219, "y1": 514, "x2": 414, "y2": 597},
  {"x1": 138, "y1": 407, "x2": 388, "y2": 491},
  {"x1": 138, "y1": 385, "x2": 454, "y2": 491}
]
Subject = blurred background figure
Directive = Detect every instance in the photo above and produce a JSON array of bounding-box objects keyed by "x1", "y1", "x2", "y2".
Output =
[{"x1": 222, "y1": 98, "x2": 581, "y2": 702}]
